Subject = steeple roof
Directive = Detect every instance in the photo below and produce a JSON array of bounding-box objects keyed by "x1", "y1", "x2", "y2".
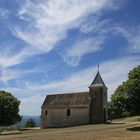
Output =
[{"x1": 89, "y1": 71, "x2": 106, "y2": 88}]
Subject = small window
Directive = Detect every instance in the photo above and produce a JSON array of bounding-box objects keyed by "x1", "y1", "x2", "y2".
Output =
[
  {"x1": 45, "y1": 110, "x2": 48, "y2": 116},
  {"x1": 67, "y1": 109, "x2": 70, "y2": 116}
]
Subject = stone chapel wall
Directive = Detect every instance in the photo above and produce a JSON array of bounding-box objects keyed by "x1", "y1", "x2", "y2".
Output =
[{"x1": 41, "y1": 107, "x2": 89, "y2": 128}]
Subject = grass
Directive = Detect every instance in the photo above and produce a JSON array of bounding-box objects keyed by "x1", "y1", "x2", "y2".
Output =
[
  {"x1": 0, "y1": 124, "x2": 22, "y2": 135},
  {"x1": 0, "y1": 126, "x2": 6, "y2": 135},
  {"x1": 0, "y1": 117, "x2": 140, "y2": 140},
  {"x1": 1, "y1": 123, "x2": 140, "y2": 140},
  {"x1": 123, "y1": 116, "x2": 140, "y2": 122},
  {"x1": 115, "y1": 116, "x2": 140, "y2": 122}
]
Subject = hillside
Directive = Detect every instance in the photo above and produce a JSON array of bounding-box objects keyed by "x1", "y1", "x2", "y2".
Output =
[{"x1": 1, "y1": 119, "x2": 140, "y2": 140}]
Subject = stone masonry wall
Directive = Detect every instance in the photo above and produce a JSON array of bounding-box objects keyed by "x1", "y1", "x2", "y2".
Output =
[{"x1": 41, "y1": 107, "x2": 89, "y2": 128}]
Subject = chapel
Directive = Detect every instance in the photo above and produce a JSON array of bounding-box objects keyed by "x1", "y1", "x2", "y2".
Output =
[{"x1": 41, "y1": 70, "x2": 108, "y2": 128}]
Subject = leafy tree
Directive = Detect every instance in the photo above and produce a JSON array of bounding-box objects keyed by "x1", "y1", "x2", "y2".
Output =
[
  {"x1": 25, "y1": 118, "x2": 36, "y2": 127},
  {"x1": 110, "y1": 83, "x2": 129, "y2": 118},
  {"x1": 0, "y1": 91, "x2": 21, "y2": 126},
  {"x1": 126, "y1": 66, "x2": 140, "y2": 115},
  {"x1": 108, "y1": 65, "x2": 140, "y2": 119}
]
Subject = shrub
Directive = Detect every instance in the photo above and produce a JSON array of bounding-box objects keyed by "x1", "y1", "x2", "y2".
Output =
[{"x1": 25, "y1": 119, "x2": 36, "y2": 127}]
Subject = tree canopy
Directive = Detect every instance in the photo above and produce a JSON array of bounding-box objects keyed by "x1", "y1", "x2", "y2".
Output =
[
  {"x1": 25, "y1": 118, "x2": 36, "y2": 127},
  {"x1": 108, "y1": 65, "x2": 140, "y2": 119},
  {"x1": 0, "y1": 90, "x2": 21, "y2": 126}
]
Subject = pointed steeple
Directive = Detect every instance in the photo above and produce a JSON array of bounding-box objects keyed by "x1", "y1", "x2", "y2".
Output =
[{"x1": 89, "y1": 66, "x2": 106, "y2": 88}]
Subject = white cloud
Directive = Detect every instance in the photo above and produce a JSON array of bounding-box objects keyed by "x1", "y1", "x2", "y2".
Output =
[
  {"x1": 0, "y1": 42, "x2": 52, "y2": 70},
  {"x1": 12, "y1": 0, "x2": 113, "y2": 54},
  {"x1": 3, "y1": 0, "x2": 117, "y2": 71},
  {"x1": 60, "y1": 36, "x2": 105, "y2": 66},
  {"x1": 0, "y1": 50, "x2": 25, "y2": 68},
  {"x1": 7, "y1": 0, "x2": 135, "y2": 69},
  {"x1": 0, "y1": 69, "x2": 20, "y2": 84},
  {"x1": 0, "y1": 46, "x2": 26, "y2": 83},
  {"x1": 114, "y1": 26, "x2": 140, "y2": 53},
  {"x1": 2, "y1": 0, "x2": 136, "y2": 71},
  {"x1": 0, "y1": 46, "x2": 40, "y2": 83},
  {"x1": 18, "y1": 0, "x2": 109, "y2": 26},
  {"x1": 0, "y1": 67, "x2": 40, "y2": 84},
  {"x1": 24, "y1": 56, "x2": 139, "y2": 96},
  {"x1": 0, "y1": 8, "x2": 9, "y2": 19},
  {"x1": 80, "y1": 16, "x2": 110, "y2": 34}
]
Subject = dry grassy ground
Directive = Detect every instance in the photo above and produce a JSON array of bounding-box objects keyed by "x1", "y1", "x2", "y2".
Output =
[{"x1": 0, "y1": 121, "x2": 140, "y2": 140}]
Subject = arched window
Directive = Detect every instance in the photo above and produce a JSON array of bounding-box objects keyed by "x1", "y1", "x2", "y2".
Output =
[
  {"x1": 67, "y1": 109, "x2": 70, "y2": 116},
  {"x1": 45, "y1": 110, "x2": 48, "y2": 116}
]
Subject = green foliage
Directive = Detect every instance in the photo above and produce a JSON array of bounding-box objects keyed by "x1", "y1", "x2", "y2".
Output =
[
  {"x1": 0, "y1": 91, "x2": 21, "y2": 126},
  {"x1": 25, "y1": 118, "x2": 36, "y2": 127},
  {"x1": 0, "y1": 126, "x2": 6, "y2": 135},
  {"x1": 108, "y1": 65, "x2": 140, "y2": 119},
  {"x1": 126, "y1": 66, "x2": 140, "y2": 115}
]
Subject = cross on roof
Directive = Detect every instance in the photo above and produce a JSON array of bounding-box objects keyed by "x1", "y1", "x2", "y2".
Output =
[{"x1": 97, "y1": 64, "x2": 99, "y2": 72}]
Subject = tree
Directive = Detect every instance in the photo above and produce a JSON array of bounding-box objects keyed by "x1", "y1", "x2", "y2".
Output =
[
  {"x1": 25, "y1": 118, "x2": 36, "y2": 127},
  {"x1": 126, "y1": 65, "x2": 140, "y2": 115},
  {"x1": 0, "y1": 91, "x2": 21, "y2": 126},
  {"x1": 108, "y1": 65, "x2": 140, "y2": 119},
  {"x1": 108, "y1": 83, "x2": 129, "y2": 119}
]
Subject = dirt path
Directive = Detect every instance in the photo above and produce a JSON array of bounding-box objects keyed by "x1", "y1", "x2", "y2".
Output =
[{"x1": 0, "y1": 121, "x2": 140, "y2": 140}]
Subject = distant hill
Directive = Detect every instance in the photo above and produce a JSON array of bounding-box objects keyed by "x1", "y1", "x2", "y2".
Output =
[{"x1": 20, "y1": 115, "x2": 41, "y2": 127}]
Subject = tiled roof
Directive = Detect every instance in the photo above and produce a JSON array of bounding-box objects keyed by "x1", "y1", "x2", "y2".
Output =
[
  {"x1": 42, "y1": 92, "x2": 90, "y2": 108},
  {"x1": 89, "y1": 71, "x2": 106, "y2": 88}
]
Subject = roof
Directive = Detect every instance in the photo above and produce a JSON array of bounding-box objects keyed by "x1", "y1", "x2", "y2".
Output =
[
  {"x1": 42, "y1": 92, "x2": 90, "y2": 108},
  {"x1": 89, "y1": 71, "x2": 106, "y2": 88}
]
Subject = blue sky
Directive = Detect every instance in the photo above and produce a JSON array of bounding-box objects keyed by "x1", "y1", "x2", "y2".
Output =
[{"x1": 0, "y1": 0, "x2": 140, "y2": 116}]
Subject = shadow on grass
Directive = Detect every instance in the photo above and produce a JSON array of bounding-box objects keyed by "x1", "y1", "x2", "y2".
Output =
[
  {"x1": 127, "y1": 127, "x2": 140, "y2": 131},
  {"x1": 0, "y1": 130, "x2": 21, "y2": 135},
  {"x1": 106, "y1": 122, "x2": 125, "y2": 125}
]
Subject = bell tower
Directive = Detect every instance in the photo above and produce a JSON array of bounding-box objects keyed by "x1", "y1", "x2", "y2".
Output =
[{"x1": 89, "y1": 67, "x2": 108, "y2": 123}]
